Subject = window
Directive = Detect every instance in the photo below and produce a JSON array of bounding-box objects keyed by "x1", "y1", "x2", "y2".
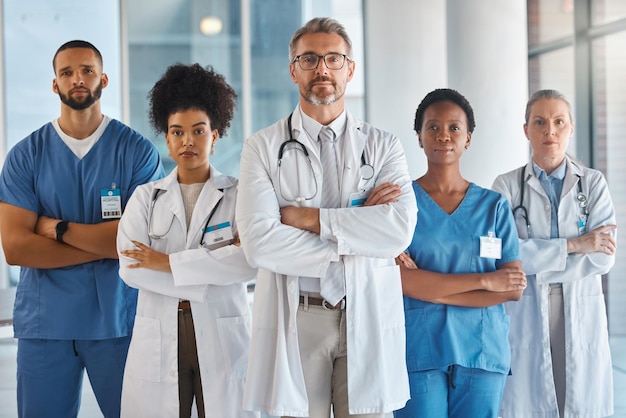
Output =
[
  {"x1": 126, "y1": 0, "x2": 364, "y2": 177},
  {"x1": 592, "y1": 31, "x2": 626, "y2": 330}
]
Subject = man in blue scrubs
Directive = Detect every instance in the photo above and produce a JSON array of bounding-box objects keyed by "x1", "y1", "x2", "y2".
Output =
[{"x1": 0, "y1": 40, "x2": 164, "y2": 418}]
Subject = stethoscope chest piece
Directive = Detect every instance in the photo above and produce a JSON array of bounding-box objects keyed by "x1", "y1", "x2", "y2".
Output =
[
  {"x1": 360, "y1": 163, "x2": 374, "y2": 180},
  {"x1": 577, "y1": 192, "x2": 588, "y2": 208}
]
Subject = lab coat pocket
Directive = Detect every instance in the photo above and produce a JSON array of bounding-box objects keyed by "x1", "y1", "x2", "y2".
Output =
[
  {"x1": 369, "y1": 264, "x2": 404, "y2": 329},
  {"x1": 216, "y1": 315, "x2": 251, "y2": 379},
  {"x1": 505, "y1": 294, "x2": 540, "y2": 350},
  {"x1": 125, "y1": 316, "x2": 161, "y2": 382},
  {"x1": 577, "y1": 294, "x2": 609, "y2": 349}
]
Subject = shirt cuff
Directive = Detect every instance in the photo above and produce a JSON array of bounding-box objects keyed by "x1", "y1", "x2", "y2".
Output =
[{"x1": 319, "y1": 208, "x2": 335, "y2": 242}]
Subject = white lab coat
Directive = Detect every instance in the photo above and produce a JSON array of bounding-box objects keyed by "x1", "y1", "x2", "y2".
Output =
[
  {"x1": 117, "y1": 167, "x2": 259, "y2": 418},
  {"x1": 492, "y1": 156, "x2": 616, "y2": 418},
  {"x1": 236, "y1": 106, "x2": 418, "y2": 417}
]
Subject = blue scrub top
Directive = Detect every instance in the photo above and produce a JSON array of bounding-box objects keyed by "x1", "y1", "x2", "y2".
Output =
[
  {"x1": 0, "y1": 120, "x2": 164, "y2": 340},
  {"x1": 404, "y1": 181, "x2": 520, "y2": 375}
]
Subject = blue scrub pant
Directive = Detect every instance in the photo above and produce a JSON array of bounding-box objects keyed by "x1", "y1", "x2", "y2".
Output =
[
  {"x1": 17, "y1": 337, "x2": 131, "y2": 418},
  {"x1": 394, "y1": 365, "x2": 506, "y2": 418}
]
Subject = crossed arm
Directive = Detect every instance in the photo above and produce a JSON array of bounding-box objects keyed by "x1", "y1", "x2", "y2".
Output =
[
  {"x1": 396, "y1": 253, "x2": 526, "y2": 308},
  {"x1": 0, "y1": 202, "x2": 118, "y2": 268},
  {"x1": 279, "y1": 182, "x2": 402, "y2": 233}
]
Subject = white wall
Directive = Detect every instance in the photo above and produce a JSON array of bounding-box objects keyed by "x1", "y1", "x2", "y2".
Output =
[
  {"x1": 364, "y1": 0, "x2": 529, "y2": 188},
  {"x1": 447, "y1": 0, "x2": 530, "y2": 187},
  {"x1": 364, "y1": 0, "x2": 447, "y2": 181}
]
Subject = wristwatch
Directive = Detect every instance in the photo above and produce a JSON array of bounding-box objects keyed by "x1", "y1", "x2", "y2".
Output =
[{"x1": 55, "y1": 221, "x2": 69, "y2": 243}]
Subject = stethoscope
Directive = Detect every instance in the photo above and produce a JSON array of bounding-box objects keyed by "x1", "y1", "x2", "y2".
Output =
[
  {"x1": 512, "y1": 165, "x2": 589, "y2": 237},
  {"x1": 148, "y1": 188, "x2": 223, "y2": 246},
  {"x1": 277, "y1": 113, "x2": 375, "y2": 203}
]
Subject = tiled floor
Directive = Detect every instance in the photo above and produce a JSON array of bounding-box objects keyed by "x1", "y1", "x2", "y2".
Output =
[{"x1": 1, "y1": 335, "x2": 625, "y2": 418}]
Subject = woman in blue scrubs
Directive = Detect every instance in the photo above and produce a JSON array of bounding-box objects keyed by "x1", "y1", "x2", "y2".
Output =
[{"x1": 394, "y1": 88, "x2": 527, "y2": 418}]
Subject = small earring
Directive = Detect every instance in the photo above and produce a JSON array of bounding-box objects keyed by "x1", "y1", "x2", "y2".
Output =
[
  {"x1": 465, "y1": 145, "x2": 469, "y2": 150},
  {"x1": 211, "y1": 143, "x2": 216, "y2": 155}
]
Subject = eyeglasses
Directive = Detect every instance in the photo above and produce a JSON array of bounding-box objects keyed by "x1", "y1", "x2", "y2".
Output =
[{"x1": 292, "y1": 53, "x2": 351, "y2": 70}]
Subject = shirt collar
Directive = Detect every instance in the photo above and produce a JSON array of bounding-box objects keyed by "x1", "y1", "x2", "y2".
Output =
[
  {"x1": 299, "y1": 108, "x2": 348, "y2": 141},
  {"x1": 532, "y1": 158, "x2": 567, "y2": 181}
]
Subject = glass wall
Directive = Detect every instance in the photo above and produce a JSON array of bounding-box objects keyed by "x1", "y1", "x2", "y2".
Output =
[
  {"x1": 527, "y1": 0, "x2": 573, "y2": 47},
  {"x1": 126, "y1": 0, "x2": 363, "y2": 177},
  {"x1": 592, "y1": 31, "x2": 626, "y2": 332}
]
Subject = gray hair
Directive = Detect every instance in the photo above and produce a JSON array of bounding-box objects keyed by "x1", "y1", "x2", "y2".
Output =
[
  {"x1": 524, "y1": 89, "x2": 574, "y2": 124},
  {"x1": 288, "y1": 17, "x2": 353, "y2": 62}
]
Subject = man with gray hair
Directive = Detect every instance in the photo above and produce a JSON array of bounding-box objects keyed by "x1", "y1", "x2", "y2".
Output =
[{"x1": 236, "y1": 17, "x2": 416, "y2": 418}]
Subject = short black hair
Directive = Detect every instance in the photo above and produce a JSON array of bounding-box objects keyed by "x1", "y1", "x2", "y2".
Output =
[
  {"x1": 414, "y1": 88, "x2": 476, "y2": 134},
  {"x1": 148, "y1": 63, "x2": 237, "y2": 137},
  {"x1": 53, "y1": 40, "x2": 103, "y2": 73}
]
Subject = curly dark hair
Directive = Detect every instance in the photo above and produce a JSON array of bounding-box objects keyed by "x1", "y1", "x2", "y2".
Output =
[
  {"x1": 148, "y1": 63, "x2": 237, "y2": 137},
  {"x1": 413, "y1": 88, "x2": 476, "y2": 134}
]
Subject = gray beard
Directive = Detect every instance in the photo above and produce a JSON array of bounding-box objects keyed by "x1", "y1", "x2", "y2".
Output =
[{"x1": 304, "y1": 91, "x2": 337, "y2": 106}]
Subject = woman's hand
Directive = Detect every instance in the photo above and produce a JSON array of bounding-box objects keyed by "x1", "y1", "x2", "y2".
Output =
[
  {"x1": 395, "y1": 251, "x2": 418, "y2": 269},
  {"x1": 567, "y1": 224, "x2": 617, "y2": 255},
  {"x1": 120, "y1": 240, "x2": 172, "y2": 272},
  {"x1": 481, "y1": 266, "x2": 527, "y2": 292}
]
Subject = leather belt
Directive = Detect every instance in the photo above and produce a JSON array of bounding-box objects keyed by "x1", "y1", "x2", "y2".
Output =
[
  {"x1": 299, "y1": 295, "x2": 346, "y2": 310},
  {"x1": 178, "y1": 300, "x2": 191, "y2": 311}
]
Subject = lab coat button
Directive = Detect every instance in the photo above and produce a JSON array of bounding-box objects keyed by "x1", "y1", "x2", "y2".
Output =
[{"x1": 545, "y1": 204, "x2": 550, "y2": 211}]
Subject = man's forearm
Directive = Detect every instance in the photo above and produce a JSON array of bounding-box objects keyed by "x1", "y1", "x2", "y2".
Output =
[
  {"x1": 62, "y1": 220, "x2": 120, "y2": 259},
  {"x1": 4, "y1": 234, "x2": 102, "y2": 268}
]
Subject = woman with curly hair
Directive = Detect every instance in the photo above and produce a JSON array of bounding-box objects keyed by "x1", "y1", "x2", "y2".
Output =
[{"x1": 116, "y1": 63, "x2": 258, "y2": 418}]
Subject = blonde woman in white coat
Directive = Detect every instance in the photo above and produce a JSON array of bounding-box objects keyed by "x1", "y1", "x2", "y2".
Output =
[
  {"x1": 117, "y1": 63, "x2": 258, "y2": 418},
  {"x1": 492, "y1": 89, "x2": 617, "y2": 418}
]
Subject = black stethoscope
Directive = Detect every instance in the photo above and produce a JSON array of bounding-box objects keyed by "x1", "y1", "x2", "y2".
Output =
[
  {"x1": 512, "y1": 165, "x2": 589, "y2": 237},
  {"x1": 277, "y1": 113, "x2": 375, "y2": 203},
  {"x1": 148, "y1": 188, "x2": 223, "y2": 246}
]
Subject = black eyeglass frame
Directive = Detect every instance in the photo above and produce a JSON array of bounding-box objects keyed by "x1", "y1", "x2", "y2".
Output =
[{"x1": 292, "y1": 53, "x2": 352, "y2": 70}]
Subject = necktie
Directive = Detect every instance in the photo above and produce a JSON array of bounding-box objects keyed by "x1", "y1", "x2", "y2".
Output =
[
  {"x1": 318, "y1": 126, "x2": 345, "y2": 305},
  {"x1": 319, "y1": 126, "x2": 340, "y2": 208}
]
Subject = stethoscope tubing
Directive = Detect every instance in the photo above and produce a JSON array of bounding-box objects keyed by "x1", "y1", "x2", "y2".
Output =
[
  {"x1": 277, "y1": 113, "x2": 375, "y2": 203},
  {"x1": 147, "y1": 188, "x2": 223, "y2": 246},
  {"x1": 512, "y1": 164, "x2": 589, "y2": 237}
]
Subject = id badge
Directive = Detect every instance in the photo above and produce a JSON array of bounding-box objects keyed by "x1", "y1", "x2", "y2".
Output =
[
  {"x1": 480, "y1": 232, "x2": 502, "y2": 259},
  {"x1": 349, "y1": 191, "x2": 368, "y2": 207},
  {"x1": 577, "y1": 214, "x2": 588, "y2": 235},
  {"x1": 101, "y1": 188, "x2": 122, "y2": 219},
  {"x1": 202, "y1": 221, "x2": 234, "y2": 248}
]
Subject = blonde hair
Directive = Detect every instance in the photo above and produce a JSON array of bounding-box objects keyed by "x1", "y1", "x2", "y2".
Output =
[{"x1": 524, "y1": 89, "x2": 573, "y2": 124}]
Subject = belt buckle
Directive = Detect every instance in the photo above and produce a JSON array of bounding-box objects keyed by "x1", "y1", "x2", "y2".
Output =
[{"x1": 322, "y1": 298, "x2": 345, "y2": 310}]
